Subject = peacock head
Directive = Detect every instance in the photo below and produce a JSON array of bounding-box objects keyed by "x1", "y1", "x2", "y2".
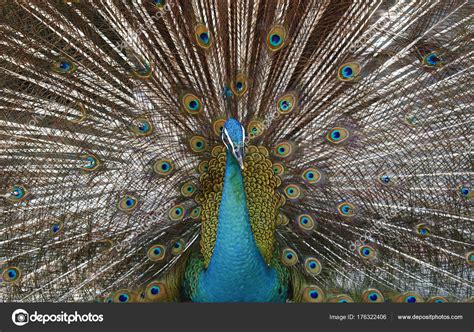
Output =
[{"x1": 222, "y1": 118, "x2": 245, "y2": 169}]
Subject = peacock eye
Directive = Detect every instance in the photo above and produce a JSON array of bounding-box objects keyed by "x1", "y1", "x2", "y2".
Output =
[
  {"x1": 362, "y1": 289, "x2": 384, "y2": 303},
  {"x1": 145, "y1": 281, "x2": 167, "y2": 300},
  {"x1": 180, "y1": 181, "x2": 196, "y2": 197},
  {"x1": 358, "y1": 245, "x2": 376, "y2": 260},
  {"x1": 273, "y1": 142, "x2": 293, "y2": 158},
  {"x1": 304, "y1": 257, "x2": 322, "y2": 275},
  {"x1": 2, "y1": 266, "x2": 21, "y2": 283},
  {"x1": 9, "y1": 185, "x2": 27, "y2": 201},
  {"x1": 197, "y1": 160, "x2": 209, "y2": 174},
  {"x1": 231, "y1": 73, "x2": 248, "y2": 96},
  {"x1": 153, "y1": 0, "x2": 166, "y2": 9},
  {"x1": 171, "y1": 239, "x2": 185, "y2": 255},
  {"x1": 181, "y1": 93, "x2": 202, "y2": 115},
  {"x1": 427, "y1": 296, "x2": 447, "y2": 303},
  {"x1": 337, "y1": 62, "x2": 360, "y2": 81},
  {"x1": 284, "y1": 184, "x2": 301, "y2": 199},
  {"x1": 328, "y1": 294, "x2": 354, "y2": 303},
  {"x1": 465, "y1": 251, "x2": 474, "y2": 267},
  {"x1": 277, "y1": 93, "x2": 297, "y2": 114},
  {"x1": 189, "y1": 136, "x2": 208, "y2": 153},
  {"x1": 113, "y1": 289, "x2": 132, "y2": 303},
  {"x1": 297, "y1": 214, "x2": 315, "y2": 231},
  {"x1": 51, "y1": 58, "x2": 77, "y2": 74},
  {"x1": 302, "y1": 167, "x2": 321, "y2": 184},
  {"x1": 213, "y1": 118, "x2": 226, "y2": 136},
  {"x1": 49, "y1": 219, "x2": 63, "y2": 237},
  {"x1": 302, "y1": 286, "x2": 325, "y2": 303},
  {"x1": 190, "y1": 206, "x2": 201, "y2": 219},
  {"x1": 423, "y1": 52, "x2": 442, "y2": 67},
  {"x1": 281, "y1": 248, "x2": 298, "y2": 266},
  {"x1": 168, "y1": 205, "x2": 185, "y2": 221},
  {"x1": 147, "y1": 244, "x2": 166, "y2": 262},
  {"x1": 153, "y1": 159, "x2": 174, "y2": 176},
  {"x1": 415, "y1": 223, "x2": 431, "y2": 238},
  {"x1": 266, "y1": 25, "x2": 287, "y2": 51},
  {"x1": 131, "y1": 117, "x2": 153, "y2": 136},
  {"x1": 458, "y1": 186, "x2": 471, "y2": 199},
  {"x1": 327, "y1": 127, "x2": 349, "y2": 144},
  {"x1": 79, "y1": 153, "x2": 101, "y2": 171},
  {"x1": 273, "y1": 162, "x2": 285, "y2": 175},
  {"x1": 118, "y1": 194, "x2": 138, "y2": 212},
  {"x1": 337, "y1": 202, "x2": 355, "y2": 217},
  {"x1": 404, "y1": 114, "x2": 419, "y2": 127},
  {"x1": 247, "y1": 120, "x2": 264, "y2": 139},
  {"x1": 378, "y1": 173, "x2": 394, "y2": 186},
  {"x1": 132, "y1": 62, "x2": 152, "y2": 79},
  {"x1": 397, "y1": 292, "x2": 423, "y2": 303},
  {"x1": 195, "y1": 24, "x2": 212, "y2": 48}
]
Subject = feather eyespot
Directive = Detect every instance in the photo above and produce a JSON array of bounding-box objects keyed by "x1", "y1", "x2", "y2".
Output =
[
  {"x1": 329, "y1": 294, "x2": 354, "y2": 303},
  {"x1": 337, "y1": 62, "x2": 360, "y2": 81},
  {"x1": 147, "y1": 244, "x2": 166, "y2": 262},
  {"x1": 458, "y1": 186, "x2": 472, "y2": 199},
  {"x1": 378, "y1": 173, "x2": 396, "y2": 186},
  {"x1": 181, "y1": 93, "x2": 202, "y2": 115},
  {"x1": 132, "y1": 62, "x2": 152, "y2": 79},
  {"x1": 277, "y1": 93, "x2": 297, "y2": 114},
  {"x1": 422, "y1": 52, "x2": 442, "y2": 67},
  {"x1": 466, "y1": 251, "x2": 474, "y2": 267},
  {"x1": 327, "y1": 127, "x2": 349, "y2": 144},
  {"x1": 284, "y1": 184, "x2": 301, "y2": 199},
  {"x1": 153, "y1": 0, "x2": 167, "y2": 9},
  {"x1": 362, "y1": 289, "x2": 384, "y2": 303},
  {"x1": 297, "y1": 214, "x2": 315, "y2": 231},
  {"x1": 171, "y1": 239, "x2": 185, "y2": 255},
  {"x1": 2, "y1": 266, "x2": 21, "y2": 283},
  {"x1": 113, "y1": 289, "x2": 133, "y2": 303},
  {"x1": 131, "y1": 117, "x2": 153, "y2": 136},
  {"x1": 190, "y1": 206, "x2": 201, "y2": 219},
  {"x1": 230, "y1": 73, "x2": 248, "y2": 97},
  {"x1": 7, "y1": 185, "x2": 28, "y2": 203},
  {"x1": 79, "y1": 153, "x2": 101, "y2": 171},
  {"x1": 358, "y1": 245, "x2": 376, "y2": 260},
  {"x1": 51, "y1": 58, "x2": 77, "y2": 74},
  {"x1": 404, "y1": 114, "x2": 419, "y2": 127},
  {"x1": 180, "y1": 181, "x2": 196, "y2": 197},
  {"x1": 213, "y1": 118, "x2": 226, "y2": 136},
  {"x1": 302, "y1": 286, "x2": 325, "y2": 303},
  {"x1": 153, "y1": 159, "x2": 174, "y2": 176},
  {"x1": 247, "y1": 120, "x2": 264, "y2": 139},
  {"x1": 70, "y1": 102, "x2": 87, "y2": 123},
  {"x1": 197, "y1": 160, "x2": 209, "y2": 174},
  {"x1": 168, "y1": 205, "x2": 184, "y2": 221},
  {"x1": 189, "y1": 136, "x2": 208, "y2": 153},
  {"x1": 266, "y1": 25, "x2": 287, "y2": 52},
  {"x1": 415, "y1": 223, "x2": 431, "y2": 238},
  {"x1": 302, "y1": 167, "x2": 321, "y2": 184},
  {"x1": 118, "y1": 194, "x2": 139, "y2": 212},
  {"x1": 337, "y1": 202, "x2": 355, "y2": 217},
  {"x1": 427, "y1": 296, "x2": 448, "y2": 303},
  {"x1": 281, "y1": 248, "x2": 298, "y2": 266},
  {"x1": 304, "y1": 257, "x2": 322, "y2": 275},
  {"x1": 273, "y1": 142, "x2": 293, "y2": 158},
  {"x1": 49, "y1": 219, "x2": 63, "y2": 237},
  {"x1": 395, "y1": 292, "x2": 423, "y2": 303},
  {"x1": 145, "y1": 281, "x2": 167, "y2": 301},
  {"x1": 273, "y1": 163, "x2": 286, "y2": 175},
  {"x1": 195, "y1": 24, "x2": 212, "y2": 49}
]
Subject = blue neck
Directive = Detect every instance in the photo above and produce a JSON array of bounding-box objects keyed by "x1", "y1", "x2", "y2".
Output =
[{"x1": 196, "y1": 150, "x2": 278, "y2": 302}]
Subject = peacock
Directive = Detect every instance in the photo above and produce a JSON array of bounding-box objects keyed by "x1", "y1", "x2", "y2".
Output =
[{"x1": 0, "y1": 0, "x2": 472, "y2": 303}]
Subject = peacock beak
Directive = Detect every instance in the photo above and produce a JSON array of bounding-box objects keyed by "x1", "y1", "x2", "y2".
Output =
[{"x1": 232, "y1": 144, "x2": 245, "y2": 170}]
